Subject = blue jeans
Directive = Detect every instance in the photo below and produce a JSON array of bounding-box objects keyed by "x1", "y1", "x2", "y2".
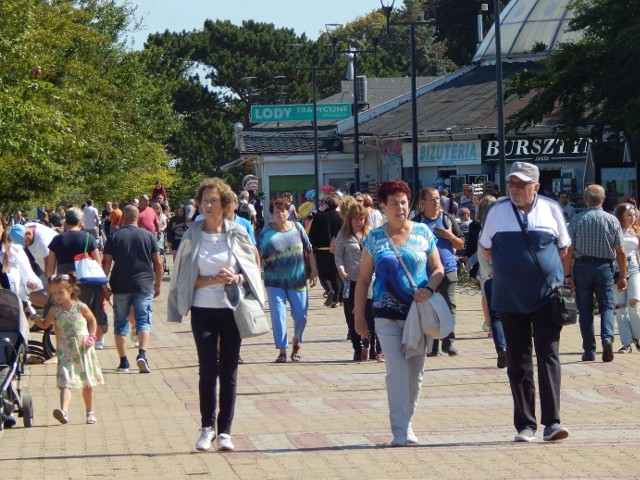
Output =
[
  {"x1": 266, "y1": 287, "x2": 308, "y2": 349},
  {"x1": 573, "y1": 257, "x2": 615, "y2": 355},
  {"x1": 113, "y1": 293, "x2": 154, "y2": 336},
  {"x1": 614, "y1": 257, "x2": 640, "y2": 347},
  {"x1": 375, "y1": 318, "x2": 425, "y2": 444},
  {"x1": 484, "y1": 278, "x2": 506, "y2": 352}
]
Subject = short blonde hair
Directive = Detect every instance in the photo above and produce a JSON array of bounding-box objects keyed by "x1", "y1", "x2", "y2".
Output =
[
  {"x1": 340, "y1": 195, "x2": 357, "y2": 219},
  {"x1": 195, "y1": 178, "x2": 235, "y2": 218}
]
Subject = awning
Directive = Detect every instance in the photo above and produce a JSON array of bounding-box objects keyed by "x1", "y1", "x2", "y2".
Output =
[{"x1": 220, "y1": 156, "x2": 253, "y2": 172}]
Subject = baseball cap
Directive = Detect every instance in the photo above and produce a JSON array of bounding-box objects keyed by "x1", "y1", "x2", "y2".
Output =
[
  {"x1": 506, "y1": 161, "x2": 539, "y2": 183},
  {"x1": 9, "y1": 224, "x2": 26, "y2": 245}
]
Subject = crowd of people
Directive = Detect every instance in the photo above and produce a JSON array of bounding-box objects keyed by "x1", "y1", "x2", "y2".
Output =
[{"x1": 4, "y1": 168, "x2": 640, "y2": 452}]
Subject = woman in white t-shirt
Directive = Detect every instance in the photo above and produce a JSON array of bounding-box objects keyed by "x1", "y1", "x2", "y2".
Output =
[{"x1": 613, "y1": 203, "x2": 640, "y2": 353}]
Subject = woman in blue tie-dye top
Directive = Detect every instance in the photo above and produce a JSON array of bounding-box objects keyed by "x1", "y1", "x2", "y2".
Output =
[
  {"x1": 353, "y1": 180, "x2": 444, "y2": 447},
  {"x1": 258, "y1": 198, "x2": 318, "y2": 364}
]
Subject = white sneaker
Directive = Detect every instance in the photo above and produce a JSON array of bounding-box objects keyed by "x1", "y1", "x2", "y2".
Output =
[
  {"x1": 217, "y1": 433, "x2": 235, "y2": 451},
  {"x1": 407, "y1": 426, "x2": 419, "y2": 445},
  {"x1": 94, "y1": 338, "x2": 105, "y2": 350},
  {"x1": 195, "y1": 426, "x2": 216, "y2": 451}
]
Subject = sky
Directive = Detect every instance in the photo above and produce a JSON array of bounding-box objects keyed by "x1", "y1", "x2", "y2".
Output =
[{"x1": 119, "y1": 0, "x2": 377, "y2": 49}]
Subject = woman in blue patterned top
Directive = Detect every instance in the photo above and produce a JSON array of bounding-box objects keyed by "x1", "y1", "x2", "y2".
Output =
[
  {"x1": 354, "y1": 180, "x2": 444, "y2": 447},
  {"x1": 258, "y1": 198, "x2": 318, "y2": 363}
]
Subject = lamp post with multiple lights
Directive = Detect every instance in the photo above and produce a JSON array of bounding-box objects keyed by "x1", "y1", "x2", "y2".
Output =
[
  {"x1": 292, "y1": 45, "x2": 333, "y2": 206},
  {"x1": 380, "y1": 0, "x2": 436, "y2": 201},
  {"x1": 326, "y1": 23, "x2": 380, "y2": 193}
]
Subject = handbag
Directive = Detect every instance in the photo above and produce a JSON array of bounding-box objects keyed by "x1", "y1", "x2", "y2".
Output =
[
  {"x1": 295, "y1": 222, "x2": 312, "y2": 279},
  {"x1": 511, "y1": 203, "x2": 577, "y2": 326},
  {"x1": 233, "y1": 290, "x2": 270, "y2": 339},
  {"x1": 225, "y1": 230, "x2": 270, "y2": 339},
  {"x1": 73, "y1": 233, "x2": 108, "y2": 285},
  {"x1": 383, "y1": 227, "x2": 454, "y2": 338}
]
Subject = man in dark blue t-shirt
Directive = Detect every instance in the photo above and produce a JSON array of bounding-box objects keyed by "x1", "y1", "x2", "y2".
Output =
[
  {"x1": 103, "y1": 205, "x2": 163, "y2": 374},
  {"x1": 480, "y1": 161, "x2": 571, "y2": 444}
]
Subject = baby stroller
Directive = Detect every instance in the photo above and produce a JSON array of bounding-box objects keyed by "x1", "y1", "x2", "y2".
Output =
[{"x1": 0, "y1": 289, "x2": 34, "y2": 430}]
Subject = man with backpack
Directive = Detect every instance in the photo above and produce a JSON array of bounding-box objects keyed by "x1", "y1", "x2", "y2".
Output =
[
  {"x1": 236, "y1": 190, "x2": 257, "y2": 228},
  {"x1": 412, "y1": 187, "x2": 465, "y2": 356}
]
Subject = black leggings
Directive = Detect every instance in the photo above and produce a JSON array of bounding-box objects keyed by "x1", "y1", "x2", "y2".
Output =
[{"x1": 190, "y1": 307, "x2": 241, "y2": 434}]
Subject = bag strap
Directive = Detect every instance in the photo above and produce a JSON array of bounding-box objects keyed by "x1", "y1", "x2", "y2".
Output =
[
  {"x1": 84, "y1": 232, "x2": 90, "y2": 255},
  {"x1": 383, "y1": 226, "x2": 418, "y2": 291},
  {"x1": 294, "y1": 222, "x2": 309, "y2": 253},
  {"x1": 511, "y1": 203, "x2": 551, "y2": 291}
]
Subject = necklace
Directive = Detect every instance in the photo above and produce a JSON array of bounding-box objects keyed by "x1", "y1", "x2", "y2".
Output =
[{"x1": 59, "y1": 301, "x2": 75, "y2": 313}]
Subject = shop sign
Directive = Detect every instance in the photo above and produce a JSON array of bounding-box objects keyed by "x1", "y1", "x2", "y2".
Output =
[
  {"x1": 483, "y1": 137, "x2": 590, "y2": 163},
  {"x1": 250, "y1": 103, "x2": 352, "y2": 122},
  {"x1": 402, "y1": 140, "x2": 482, "y2": 167}
]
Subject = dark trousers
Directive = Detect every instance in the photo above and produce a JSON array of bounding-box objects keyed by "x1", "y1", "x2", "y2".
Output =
[
  {"x1": 191, "y1": 307, "x2": 242, "y2": 435},
  {"x1": 315, "y1": 250, "x2": 342, "y2": 300},
  {"x1": 432, "y1": 270, "x2": 458, "y2": 352},
  {"x1": 501, "y1": 303, "x2": 562, "y2": 432},
  {"x1": 484, "y1": 279, "x2": 506, "y2": 352},
  {"x1": 344, "y1": 281, "x2": 362, "y2": 356}
]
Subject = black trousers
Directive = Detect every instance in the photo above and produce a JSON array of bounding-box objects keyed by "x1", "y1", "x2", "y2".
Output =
[
  {"x1": 432, "y1": 270, "x2": 457, "y2": 352},
  {"x1": 191, "y1": 307, "x2": 242, "y2": 435},
  {"x1": 501, "y1": 302, "x2": 563, "y2": 432},
  {"x1": 315, "y1": 250, "x2": 342, "y2": 300}
]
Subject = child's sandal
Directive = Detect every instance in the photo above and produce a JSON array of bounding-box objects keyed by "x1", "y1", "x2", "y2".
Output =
[{"x1": 86, "y1": 411, "x2": 97, "y2": 424}]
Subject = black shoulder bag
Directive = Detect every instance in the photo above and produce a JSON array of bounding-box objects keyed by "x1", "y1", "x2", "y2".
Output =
[{"x1": 511, "y1": 203, "x2": 577, "y2": 326}]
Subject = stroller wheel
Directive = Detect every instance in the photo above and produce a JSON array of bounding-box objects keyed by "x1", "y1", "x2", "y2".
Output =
[{"x1": 21, "y1": 395, "x2": 34, "y2": 428}]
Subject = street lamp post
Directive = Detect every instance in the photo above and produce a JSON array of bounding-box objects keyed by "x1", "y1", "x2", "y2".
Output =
[
  {"x1": 380, "y1": 0, "x2": 435, "y2": 201},
  {"x1": 493, "y1": 0, "x2": 507, "y2": 194},
  {"x1": 326, "y1": 24, "x2": 379, "y2": 194},
  {"x1": 293, "y1": 47, "x2": 331, "y2": 207}
]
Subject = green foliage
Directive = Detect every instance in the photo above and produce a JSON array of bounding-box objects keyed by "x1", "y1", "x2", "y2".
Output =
[
  {"x1": 0, "y1": 0, "x2": 180, "y2": 211},
  {"x1": 505, "y1": 0, "x2": 640, "y2": 141}
]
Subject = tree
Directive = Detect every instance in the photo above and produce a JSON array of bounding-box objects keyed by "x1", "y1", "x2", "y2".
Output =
[
  {"x1": 0, "y1": 0, "x2": 180, "y2": 209},
  {"x1": 505, "y1": 0, "x2": 640, "y2": 141}
]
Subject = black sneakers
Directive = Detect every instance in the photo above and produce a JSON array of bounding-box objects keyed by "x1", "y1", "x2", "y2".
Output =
[
  {"x1": 137, "y1": 354, "x2": 151, "y2": 373},
  {"x1": 117, "y1": 357, "x2": 130, "y2": 373}
]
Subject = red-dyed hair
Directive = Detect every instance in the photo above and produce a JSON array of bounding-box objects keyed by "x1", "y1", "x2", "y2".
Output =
[{"x1": 376, "y1": 180, "x2": 411, "y2": 205}]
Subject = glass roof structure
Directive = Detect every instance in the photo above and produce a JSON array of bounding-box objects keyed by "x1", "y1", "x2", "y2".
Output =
[{"x1": 472, "y1": 0, "x2": 583, "y2": 63}]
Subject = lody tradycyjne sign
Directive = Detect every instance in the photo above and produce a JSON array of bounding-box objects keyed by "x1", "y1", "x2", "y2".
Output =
[
  {"x1": 250, "y1": 103, "x2": 352, "y2": 123},
  {"x1": 483, "y1": 137, "x2": 590, "y2": 163}
]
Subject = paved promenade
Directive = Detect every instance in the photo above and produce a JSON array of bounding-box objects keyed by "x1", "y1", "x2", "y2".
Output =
[{"x1": 2, "y1": 266, "x2": 640, "y2": 479}]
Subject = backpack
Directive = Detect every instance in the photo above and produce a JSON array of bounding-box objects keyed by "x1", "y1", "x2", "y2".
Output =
[{"x1": 236, "y1": 202, "x2": 252, "y2": 221}]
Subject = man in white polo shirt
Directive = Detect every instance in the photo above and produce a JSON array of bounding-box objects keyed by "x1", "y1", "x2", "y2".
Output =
[
  {"x1": 479, "y1": 161, "x2": 571, "y2": 444},
  {"x1": 9, "y1": 222, "x2": 57, "y2": 277}
]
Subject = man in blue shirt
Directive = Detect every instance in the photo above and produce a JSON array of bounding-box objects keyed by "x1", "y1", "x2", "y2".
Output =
[
  {"x1": 412, "y1": 187, "x2": 464, "y2": 355},
  {"x1": 563, "y1": 184, "x2": 626, "y2": 362},
  {"x1": 480, "y1": 161, "x2": 571, "y2": 443}
]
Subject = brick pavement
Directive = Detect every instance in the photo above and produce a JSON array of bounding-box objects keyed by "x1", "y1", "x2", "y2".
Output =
[{"x1": 1, "y1": 264, "x2": 640, "y2": 479}]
